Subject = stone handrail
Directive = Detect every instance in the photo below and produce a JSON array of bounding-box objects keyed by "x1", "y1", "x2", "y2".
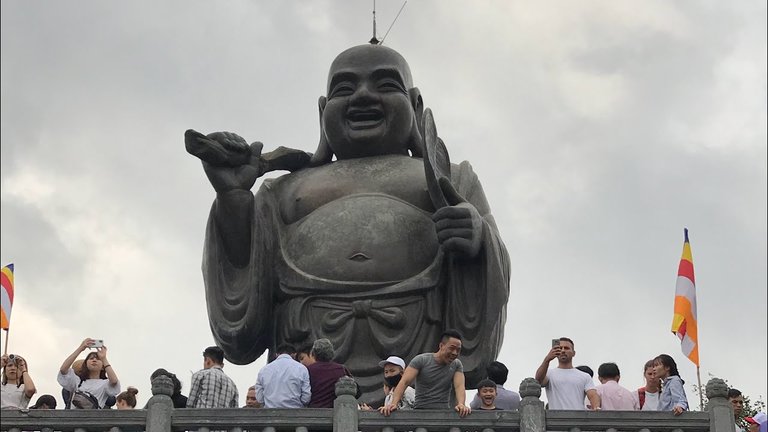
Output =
[{"x1": 0, "y1": 376, "x2": 735, "y2": 432}]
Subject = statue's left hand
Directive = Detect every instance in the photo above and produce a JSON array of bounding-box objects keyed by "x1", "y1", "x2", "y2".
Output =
[{"x1": 432, "y1": 176, "x2": 482, "y2": 259}]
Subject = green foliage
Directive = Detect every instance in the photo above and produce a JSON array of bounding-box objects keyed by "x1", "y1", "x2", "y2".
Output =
[{"x1": 692, "y1": 375, "x2": 766, "y2": 427}]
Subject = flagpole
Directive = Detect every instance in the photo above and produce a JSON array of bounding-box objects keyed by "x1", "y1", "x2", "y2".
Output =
[
  {"x1": 696, "y1": 366, "x2": 704, "y2": 410},
  {"x1": 2, "y1": 328, "x2": 8, "y2": 356}
]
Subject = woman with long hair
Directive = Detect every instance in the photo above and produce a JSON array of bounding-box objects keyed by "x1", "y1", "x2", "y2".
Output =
[
  {"x1": 1, "y1": 354, "x2": 37, "y2": 409},
  {"x1": 653, "y1": 353, "x2": 689, "y2": 415},
  {"x1": 58, "y1": 338, "x2": 121, "y2": 409}
]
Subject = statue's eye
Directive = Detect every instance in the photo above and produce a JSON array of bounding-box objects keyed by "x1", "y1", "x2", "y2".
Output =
[
  {"x1": 377, "y1": 79, "x2": 405, "y2": 93},
  {"x1": 330, "y1": 82, "x2": 355, "y2": 98}
]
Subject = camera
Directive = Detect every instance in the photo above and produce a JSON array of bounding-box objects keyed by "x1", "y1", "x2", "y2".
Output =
[
  {"x1": 89, "y1": 339, "x2": 104, "y2": 348},
  {"x1": 7, "y1": 354, "x2": 16, "y2": 363}
]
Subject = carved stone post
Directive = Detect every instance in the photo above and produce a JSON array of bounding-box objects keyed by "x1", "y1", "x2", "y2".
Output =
[
  {"x1": 334, "y1": 376, "x2": 359, "y2": 432},
  {"x1": 705, "y1": 378, "x2": 735, "y2": 432},
  {"x1": 146, "y1": 375, "x2": 175, "y2": 432},
  {"x1": 519, "y1": 378, "x2": 546, "y2": 432}
]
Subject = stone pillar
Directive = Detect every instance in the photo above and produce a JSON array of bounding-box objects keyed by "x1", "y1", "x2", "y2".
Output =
[
  {"x1": 146, "y1": 375, "x2": 175, "y2": 432},
  {"x1": 705, "y1": 378, "x2": 735, "y2": 432},
  {"x1": 333, "y1": 376, "x2": 359, "y2": 432},
  {"x1": 519, "y1": 378, "x2": 546, "y2": 432}
]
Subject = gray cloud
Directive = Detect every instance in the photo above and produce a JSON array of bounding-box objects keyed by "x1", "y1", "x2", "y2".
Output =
[{"x1": 2, "y1": 0, "x2": 765, "y2": 408}]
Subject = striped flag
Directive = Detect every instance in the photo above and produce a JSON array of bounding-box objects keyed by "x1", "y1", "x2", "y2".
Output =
[
  {"x1": 671, "y1": 229, "x2": 699, "y2": 366},
  {"x1": 1, "y1": 263, "x2": 14, "y2": 330}
]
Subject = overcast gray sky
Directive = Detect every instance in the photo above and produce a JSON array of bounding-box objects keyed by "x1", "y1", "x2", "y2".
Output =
[{"x1": 2, "y1": 0, "x2": 766, "y2": 409}]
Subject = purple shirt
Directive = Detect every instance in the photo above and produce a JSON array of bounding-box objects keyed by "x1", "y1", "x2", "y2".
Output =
[{"x1": 307, "y1": 361, "x2": 349, "y2": 408}]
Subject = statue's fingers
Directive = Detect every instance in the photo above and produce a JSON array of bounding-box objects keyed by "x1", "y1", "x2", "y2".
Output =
[
  {"x1": 249, "y1": 141, "x2": 264, "y2": 155},
  {"x1": 438, "y1": 229, "x2": 474, "y2": 242},
  {"x1": 432, "y1": 206, "x2": 470, "y2": 222},
  {"x1": 434, "y1": 218, "x2": 473, "y2": 231},
  {"x1": 441, "y1": 237, "x2": 474, "y2": 252}
]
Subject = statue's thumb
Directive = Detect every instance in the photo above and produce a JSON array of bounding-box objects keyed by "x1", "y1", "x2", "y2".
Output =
[{"x1": 439, "y1": 176, "x2": 465, "y2": 206}]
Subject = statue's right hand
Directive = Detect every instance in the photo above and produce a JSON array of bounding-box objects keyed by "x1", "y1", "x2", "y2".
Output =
[{"x1": 186, "y1": 130, "x2": 266, "y2": 193}]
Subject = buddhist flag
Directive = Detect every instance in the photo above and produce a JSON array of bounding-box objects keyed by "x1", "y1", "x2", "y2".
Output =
[
  {"x1": 1, "y1": 263, "x2": 13, "y2": 330},
  {"x1": 671, "y1": 229, "x2": 699, "y2": 366}
]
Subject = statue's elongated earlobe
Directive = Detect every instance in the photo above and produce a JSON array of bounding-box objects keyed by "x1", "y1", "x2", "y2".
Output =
[
  {"x1": 310, "y1": 96, "x2": 333, "y2": 166},
  {"x1": 408, "y1": 88, "x2": 424, "y2": 157}
]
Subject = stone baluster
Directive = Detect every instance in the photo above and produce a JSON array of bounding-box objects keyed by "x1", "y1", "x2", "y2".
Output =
[
  {"x1": 519, "y1": 378, "x2": 546, "y2": 432},
  {"x1": 333, "y1": 376, "x2": 359, "y2": 432},
  {"x1": 706, "y1": 378, "x2": 736, "y2": 432},
  {"x1": 146, "y1": 375, "x2": 175, "y2": 432}
]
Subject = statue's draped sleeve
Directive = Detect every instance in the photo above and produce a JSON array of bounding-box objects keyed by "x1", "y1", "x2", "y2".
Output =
[
  {"x1": 201, "y1": 183, "x2": 278, "y2": 364},
  {"x1": 445, "y1": 161, "x2": 511, "y2": 384}
]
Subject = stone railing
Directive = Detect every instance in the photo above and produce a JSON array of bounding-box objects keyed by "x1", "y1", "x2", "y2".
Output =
[{"x1": 0, "y1": 376, "x2": 736, "y2": 432}]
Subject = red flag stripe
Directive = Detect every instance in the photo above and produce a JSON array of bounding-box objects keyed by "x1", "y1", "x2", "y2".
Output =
[{"x1": 677, "y1": 259, "x2": 695, "y2": 285}]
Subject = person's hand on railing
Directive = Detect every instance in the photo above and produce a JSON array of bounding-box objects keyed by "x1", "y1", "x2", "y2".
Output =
[
  {"x1": 379, "y1": 403, "x2": 397, "y2": 416},
  {"x1": 454, "y1": 403, "x2": 471, "y2": 417}
]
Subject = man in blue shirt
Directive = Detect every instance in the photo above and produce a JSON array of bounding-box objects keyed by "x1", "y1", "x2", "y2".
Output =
[{"x1": 255, "y1": 344, "x2": 311, "y2": 408}]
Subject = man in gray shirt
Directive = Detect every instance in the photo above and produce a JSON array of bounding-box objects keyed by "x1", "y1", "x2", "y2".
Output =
[{"x1": 380, "y1": 330, "x2": 470, "y2": 417}]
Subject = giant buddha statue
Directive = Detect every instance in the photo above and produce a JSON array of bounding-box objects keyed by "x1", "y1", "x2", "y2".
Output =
[{"x1": 186, "y1": 43, "x2": 510, "y2": 405}]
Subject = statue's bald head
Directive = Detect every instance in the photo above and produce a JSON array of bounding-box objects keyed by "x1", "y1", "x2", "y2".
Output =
[
  {"x1": 327, "y1": 44, "x2": 414, "y2": 94},
  {"x1": 311, "y1": 44, "x2": 422, "y2": 164}
]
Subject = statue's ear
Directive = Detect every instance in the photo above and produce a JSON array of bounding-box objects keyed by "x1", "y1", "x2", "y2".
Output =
[
  {"x1": 408, "y1": 87, "x2": 424, "y2": 157},
  {"x1": 310, "y1": 96, "x2": 333, "y2": 166},
  {"x1": 409, "y1": 87, "x2": 424, "y2": 139}
]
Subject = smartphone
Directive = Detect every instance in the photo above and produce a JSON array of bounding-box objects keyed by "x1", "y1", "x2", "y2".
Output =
[
  {"x1": 551, "y1": 339, "x2": 560, "y2": 348},
  {"x1": 89, "y1": 339, "x2": 104, "y2": 348}
]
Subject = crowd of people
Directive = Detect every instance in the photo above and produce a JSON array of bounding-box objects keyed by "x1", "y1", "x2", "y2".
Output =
[{"x1": 1, "y1": 334, "x2": 765, "y2": 431}]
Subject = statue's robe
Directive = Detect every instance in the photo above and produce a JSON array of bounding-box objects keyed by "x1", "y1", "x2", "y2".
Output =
[{"x1": 202, "y1": 156, "x2": 510, "y2": 405}]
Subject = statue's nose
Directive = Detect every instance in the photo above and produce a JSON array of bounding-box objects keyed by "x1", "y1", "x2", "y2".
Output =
[{"x1": 350, "y1": 81, "x2": 377, "y2": 105}]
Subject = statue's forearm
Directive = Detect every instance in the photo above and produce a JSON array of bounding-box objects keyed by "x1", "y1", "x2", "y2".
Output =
[{"x1": 214, "y1": 189, "x2": 254, "y2": 267}]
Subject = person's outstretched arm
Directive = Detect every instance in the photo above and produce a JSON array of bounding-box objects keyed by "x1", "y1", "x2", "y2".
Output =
[
  {"x1": 59, "y1": 339, "x2": 92, "y2": 374},
  {"x1": 535, "y1": 346, "x2": 560, "y2": 386},
  {"x1": 379, "y1": 366, "x2": 418, "y2": 416}
]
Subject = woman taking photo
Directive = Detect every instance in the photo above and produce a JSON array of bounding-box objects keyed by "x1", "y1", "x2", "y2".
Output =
[
  {"x1": 1, "y1": 354, "x2": 36, "y2": 409},
  {"x1": 653, "y1": 353, "x2": 689, "y2": 415},
  {"x1": 58, "y1": 338, "x2": 121, "y2": 409}
]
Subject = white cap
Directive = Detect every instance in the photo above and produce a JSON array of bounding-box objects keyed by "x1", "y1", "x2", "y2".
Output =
[{"x1": 378, "y1": 356, "x2": 406, "y2": 369}]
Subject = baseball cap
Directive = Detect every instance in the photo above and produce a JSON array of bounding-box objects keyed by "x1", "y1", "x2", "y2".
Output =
[
  {"x1": 378, "y1": 356, "x2": 406, "y2": 369},
  {"x1": 745, "y1": 412, "x2": 768, "y2": 432}
]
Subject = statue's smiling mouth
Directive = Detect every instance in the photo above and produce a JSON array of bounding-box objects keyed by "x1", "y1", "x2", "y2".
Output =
[{"x1": 347, "y1": 109, "x2": 383, "y2": 129}]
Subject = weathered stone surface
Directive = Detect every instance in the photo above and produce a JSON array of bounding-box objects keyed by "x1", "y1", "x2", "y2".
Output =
[{"x1": 187, "y1": 43, "x2": 510, "y2": 404}]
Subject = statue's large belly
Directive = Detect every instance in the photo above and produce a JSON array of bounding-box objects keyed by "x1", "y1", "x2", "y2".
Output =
[{"x1": 283, "y1": 193, "x2": 439, "y2": 283}]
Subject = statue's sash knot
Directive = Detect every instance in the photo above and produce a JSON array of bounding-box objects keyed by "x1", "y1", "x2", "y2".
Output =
[{"x1": 322, "y1": 299, "x2": 406, "y2": 331}]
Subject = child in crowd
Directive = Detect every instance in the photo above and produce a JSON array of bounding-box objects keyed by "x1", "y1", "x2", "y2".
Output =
[
  {"x1": 476, "y1": 379, "x2": 501, "y2": 411},
  {"x1": 30, "y1": 394, "x2": 57, "y2": 409}
]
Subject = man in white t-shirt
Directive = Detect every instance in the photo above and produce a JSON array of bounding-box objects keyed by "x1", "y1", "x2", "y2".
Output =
[{"x1": 534, "y1": 337, "x2": 600, "y2": 410}]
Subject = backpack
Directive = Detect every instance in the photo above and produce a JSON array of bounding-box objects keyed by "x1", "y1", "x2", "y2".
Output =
[
  {"x1": 71, "y1": 390, "x2": 100, "y2": 409},
  {"x1": 637, "y1": 387, "x2": 646, "y2": 409}
]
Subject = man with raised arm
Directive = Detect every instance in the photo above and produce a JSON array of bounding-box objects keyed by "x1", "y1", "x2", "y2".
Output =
[
  {"x1": 186, "y1": 43, "x2": 510, "y2": 405},
  {"x1": 535, "y1": 337, "x2": 600, "y2": 411}
]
